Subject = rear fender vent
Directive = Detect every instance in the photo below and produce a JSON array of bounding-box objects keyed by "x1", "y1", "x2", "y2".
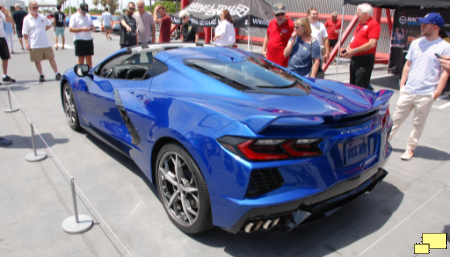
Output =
[{"x1": 246, "y1": 168, "x2": 284, "y2": 198}]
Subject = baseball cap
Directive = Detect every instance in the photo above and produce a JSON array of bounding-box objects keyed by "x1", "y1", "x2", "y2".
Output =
[
  {"x1": 273, "y1": 3, "x2": 286, "y2": 15},
  {"x1": 80, "y1": 3, "x2": 89, "y2": 13},
  {"x1": 417, "y1": 12, "x2": 444, "y2": 28}
]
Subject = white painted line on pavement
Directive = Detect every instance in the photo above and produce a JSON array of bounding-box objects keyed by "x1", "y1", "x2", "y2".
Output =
[
  {"x1": 432, "y1": 95, "x2": 450, "y2": 109},
  {"x1": 55, "y1": 43, "x2": 75, "y2": 49},
  {"x1": 356, "y1": 179, "x2": 450, "y2": 256}
]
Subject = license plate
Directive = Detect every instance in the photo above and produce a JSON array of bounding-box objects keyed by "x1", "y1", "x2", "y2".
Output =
[{"x1": 345, "y1": 138, "x2": 368, "y2": 165}]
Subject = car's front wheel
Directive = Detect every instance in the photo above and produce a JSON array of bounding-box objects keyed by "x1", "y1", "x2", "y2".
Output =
[
  {"x1": 63, "y1": 83, "x2": 81, "y2": 131},
  {"x1": 156, "y1": 143, "x2": 213, "y2": 234}
]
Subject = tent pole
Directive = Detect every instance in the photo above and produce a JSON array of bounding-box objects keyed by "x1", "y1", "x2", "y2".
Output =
[{"x1": 335, "y1": 2, "x2": 346, "y2": 81}]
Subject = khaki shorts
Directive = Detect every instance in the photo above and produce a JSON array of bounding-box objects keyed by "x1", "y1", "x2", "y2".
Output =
[{"x1": 30, "y1": 47, "x2": 54, "y2": 62}]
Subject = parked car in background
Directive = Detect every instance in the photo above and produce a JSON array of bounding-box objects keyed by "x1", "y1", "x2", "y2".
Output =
[
  {"x1": 101, "y1": 15, "x2": 120, "y2": 32},
  {"x1": 61, "y1": 43, "x2": 393, "y2": 235},
  {"x1": 93, "y1": 18, "x2": 102, "y2": 32}
]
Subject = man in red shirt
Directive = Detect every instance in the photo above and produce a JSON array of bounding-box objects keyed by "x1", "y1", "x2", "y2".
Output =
[
  {"x1": 154, "y1": 4, "x2": 171, "y2": 43},
  {"x1": 324, "y1": 12, "x2": 341, "y2": 51},
  {"x1": 262, "y1": 2, "x2": 294, "y2": 67},
  {"x1": 342, "y1": 3, "x2": 380, "y2": 90}
]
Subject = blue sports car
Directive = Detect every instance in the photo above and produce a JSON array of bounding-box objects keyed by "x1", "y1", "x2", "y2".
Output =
[{"x1": 61, "y1": 43, "x2": 393, "y2": 234}]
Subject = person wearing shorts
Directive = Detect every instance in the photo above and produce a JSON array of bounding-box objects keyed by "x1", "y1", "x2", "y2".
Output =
[
  {"x1": 53, "y1": 4, "x2": 66, "y2": 50},
  {"x1": 12, "y1": 3, "x2": 28, "y2": 51},
  {"x1": 69, "y1": 3, "x2": 94, "y2": 67},
  {"x1": 101, "y1": 7, "x2": 113, "y2": 40},
  {"x1": 0, "y1": 5, "x2": 16, "y2": 84},
  {"x1": 22, "y1": 1, "x2": 61, "y2": 82}
]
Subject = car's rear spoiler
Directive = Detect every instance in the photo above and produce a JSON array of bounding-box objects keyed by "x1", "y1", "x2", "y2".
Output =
[{"x1": 242, "y1": 90, "x2": 394, "y2": 134}]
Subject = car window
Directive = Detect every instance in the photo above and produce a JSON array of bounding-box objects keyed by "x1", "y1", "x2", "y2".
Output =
[{"x1": 185, "y1": 56, "x2": 311, "y2": 95}]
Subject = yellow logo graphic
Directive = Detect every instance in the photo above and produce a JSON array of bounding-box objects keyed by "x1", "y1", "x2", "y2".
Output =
[{"x1": 414, "y1": 233, "x2": 447, "y2": 254}]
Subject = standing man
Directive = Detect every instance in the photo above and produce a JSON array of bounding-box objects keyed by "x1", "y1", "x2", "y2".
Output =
[
  {"x1": 69, "y1": 3, "x2": 94, "y2": 68},
  {"x1": 388, "y1": 13, "x2": 450, "y2": 160},
  {"x1": 53, "y1": 4, "x2": 65, "y2": 50},
  {"x1": 0, "y1": 5, "x2": 16, "y2": 84},
  {"x1": 342, "y1": 3, "x2": 380, "y2": 90},
  {"x1": 133, "y1": 0, "x2": 155, "y2": 44},
  {"x1": 179, "y1": 10, "x2": 198, "y2": 43},
  {"x1": 262, "y1": 3, "x2": 294, "y2": 67},
  {"x1": 153, "y1": 4, "x2": 171, "y2": 43},
  {"x1": 119, "y1": 2, "x2": 138, "y2": 49},
  {"x1": 101, "y1": 7, "x2": 113, "y2": 40},
  {"x1": 22, "y1": 1, "x2": 61, "y2": 82},
  {"x1": 308, "y1": 7, "x2": 330, "y2": 63},
  {"x1": 324, "y1": 12, "x2": 341, "y2": 51},
  {"x1": 12, "y1": 3, "x2": 28, "y2": 51}
]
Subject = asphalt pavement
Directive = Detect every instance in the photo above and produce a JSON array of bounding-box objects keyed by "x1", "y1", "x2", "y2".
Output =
[{"x1": 1, "y1": 29, "x2": 450, "y2": 257}]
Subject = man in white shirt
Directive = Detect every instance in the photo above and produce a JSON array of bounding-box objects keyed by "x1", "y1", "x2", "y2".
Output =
[
  {"x1": 133, "y1": 0, "x2": 155, "y2": 44},
  {"x1": 69, "y1": 3, "x2": 94, "y2": 68},
  {"x1": 22, "y1": 1, "x2": 61, "y2": 82},
  {"x1": 388, "y1": 13, "x2": 450, "y2": 160},
  {"x1": 308, "y1": 7, "x2": 330, "y2": 63},
  {"x1": 0, "y1": 4, "x2": 16, "y2": 84},
  {"x1": 101, "y1": 7, "x2": 113, "y2": 40}
]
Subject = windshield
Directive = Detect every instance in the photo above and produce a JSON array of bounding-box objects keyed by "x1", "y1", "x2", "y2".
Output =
[{"x1": 112, "y1": 16, "x2": 120, "y2": 22}]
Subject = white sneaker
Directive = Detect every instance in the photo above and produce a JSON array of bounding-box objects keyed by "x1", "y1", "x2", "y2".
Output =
[
  {"x1": 401, "y1": 147, "x2": 414, "y2": 160},
  {"x1": 55, "y1": 44, "x2": 59, "y2": 50}
]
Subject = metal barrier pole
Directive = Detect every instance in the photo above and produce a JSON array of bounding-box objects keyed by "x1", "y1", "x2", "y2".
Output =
[
  {"x1": 4, "y1": 86, "x2": 19, "y2": 113},
  {"x1": 62, "y1": 177, "x2": 94, "y2": 234},
  {"x1": 25, "y1": 122, "x2": 47, "y2": 162}
]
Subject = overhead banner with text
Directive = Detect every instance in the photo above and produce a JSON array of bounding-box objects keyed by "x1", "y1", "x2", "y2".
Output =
[
  {"x1": 169, "y1": 0, "x2": 273, "y2": 28},
  {"x1": 388, "y1": 8, "x2": 450, "y2": 75}
]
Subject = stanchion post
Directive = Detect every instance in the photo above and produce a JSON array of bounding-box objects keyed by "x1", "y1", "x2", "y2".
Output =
[
  {"x1": 25, "y1": 122, "x2": 47, "y2": 162},
  {"x1": 62, "y1": 177, "x2": 93, "y2": 234},
  {"x1": 71, "y1": 177, "x2": 79, "y2": 223},
  {"x1": 4, "y1": 86, "x2": 19, "y2": 113}
]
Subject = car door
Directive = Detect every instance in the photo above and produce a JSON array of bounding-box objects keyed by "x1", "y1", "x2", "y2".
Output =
[{"x1": 84, "y1": 50, "x2": 153, "y2": 154}]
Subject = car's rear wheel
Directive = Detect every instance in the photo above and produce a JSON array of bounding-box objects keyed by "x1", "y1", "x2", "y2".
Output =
[
  {"x1": 63, "y1": 83, "x2": 81, "y2": 131},
  {"x1": 156, "y1": 143, "x2": 212, "y2": 234}
]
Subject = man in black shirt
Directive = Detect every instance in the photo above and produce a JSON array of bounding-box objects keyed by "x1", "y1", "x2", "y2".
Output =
[
  {"x1": 119, "y1": 2, "x2": 138, "y2": 48},
  {"x1": 179, "y1": 10, "x2": 198, "y2": 43},
  {"x1": 12, "y1": 3, "x2": 28, "y2": 51},
  {"x1": 53, "y1": 4, "x2": 66, "y2": 50}
]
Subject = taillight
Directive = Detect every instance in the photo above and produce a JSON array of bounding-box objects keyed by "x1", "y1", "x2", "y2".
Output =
[
  {"x1": 218, "y1": 136, "x2": 322, "y2": 161},
  {"x1": 381, "y1": 108, "x2": 390, "y2": 129}
]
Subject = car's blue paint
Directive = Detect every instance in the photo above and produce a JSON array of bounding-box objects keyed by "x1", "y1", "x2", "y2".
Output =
[{"x1": 61, "y1": 45, "x2": 393, "y2": 231}]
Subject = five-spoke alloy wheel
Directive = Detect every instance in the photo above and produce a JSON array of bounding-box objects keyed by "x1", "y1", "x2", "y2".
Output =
[
  {"x1": 156, "y1": 143, "x2": 212, "y2": 234},
  {"x1": 63, "y1": 83, "x2": 81, "y2": 131}
]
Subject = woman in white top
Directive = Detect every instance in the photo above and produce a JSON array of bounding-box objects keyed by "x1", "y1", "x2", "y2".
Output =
[{"x1": 213, "y1": 10, "x2": 235, "y2": 47}]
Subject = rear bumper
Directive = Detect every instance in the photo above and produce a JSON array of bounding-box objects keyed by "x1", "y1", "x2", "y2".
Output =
[{"x1": 222, "y1": 166, "x2": 387, "y2": 234}]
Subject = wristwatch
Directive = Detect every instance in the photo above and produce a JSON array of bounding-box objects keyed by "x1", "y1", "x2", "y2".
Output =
[{"x1": 354, "y1": 48, "x2": 358, "y2": 53}]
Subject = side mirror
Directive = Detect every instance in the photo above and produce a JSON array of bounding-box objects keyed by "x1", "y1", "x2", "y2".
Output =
[{"x1": 74, "y1": 64, "x2": 91, "y2": 77}]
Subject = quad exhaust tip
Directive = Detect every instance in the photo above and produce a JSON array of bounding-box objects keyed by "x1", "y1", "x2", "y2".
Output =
[{"x1": 243, "y1": 217, "x2": 281, "y2": 233}]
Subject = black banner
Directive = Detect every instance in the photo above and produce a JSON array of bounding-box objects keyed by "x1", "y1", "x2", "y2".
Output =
[
  {"x1": 170, "y1": 1, "x2": 272, "y2": 28},
  {"x1": 388, "y1": 8, "x2": 450, "y2": 75}
]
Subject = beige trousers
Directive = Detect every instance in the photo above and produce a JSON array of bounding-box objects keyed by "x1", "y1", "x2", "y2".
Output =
[{"x1": 388, "y1": 90, "x2": 435, "y2": 150}]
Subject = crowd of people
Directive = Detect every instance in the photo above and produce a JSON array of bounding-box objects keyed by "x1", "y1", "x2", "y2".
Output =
[{"x1": 1, "y1": 1, "x2": 450, "y2": 161}]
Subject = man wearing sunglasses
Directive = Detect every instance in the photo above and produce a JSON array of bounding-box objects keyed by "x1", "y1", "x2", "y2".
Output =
[
  {"x1": 262, "y1": 2, "x2": 294, "y2": 67},
  {"x1": 22, "y1": 1, "x2": 61, "y2": 82},
  {"x1": 69, "y1": 3, "x2": 95, "y2": 68},
  {"x1": 119, "y1": 2, "x2": 138, "y2": 48},
  {"x1": 0, "y1": 4, "x2": 16, "y2": 84}
]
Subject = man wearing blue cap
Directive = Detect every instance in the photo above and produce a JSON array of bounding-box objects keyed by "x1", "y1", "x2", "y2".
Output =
[{"x1": 388, "y1": 12, "x2": 450, "y2": 160}]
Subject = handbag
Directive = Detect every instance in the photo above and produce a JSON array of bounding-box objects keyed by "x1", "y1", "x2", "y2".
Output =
[{"x1": 310, "y1": 37, "x2": 325, "y2": 78}]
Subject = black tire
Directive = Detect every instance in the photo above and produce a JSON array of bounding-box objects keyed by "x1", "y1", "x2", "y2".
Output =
[
  {"x1": 156, "y1": 143, "x2": 213, "y2": 234},
  {"x1": 62, "y1": 83, "x2": 81, "y2": 131}
]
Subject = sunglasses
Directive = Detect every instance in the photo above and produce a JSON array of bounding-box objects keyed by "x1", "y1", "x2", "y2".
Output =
[
  {"x1": 137, "y1": 6, "x2": 144, "y2": 8},
  {"x1": 128, "y1": 8, "x2": 135, "y2": 11},
  {"x1": 275, "y1": 13, "x2": 285, "y2": 17},
  {"x1": 31, "y1": 6, "x2": 39, "y2": 9}
]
